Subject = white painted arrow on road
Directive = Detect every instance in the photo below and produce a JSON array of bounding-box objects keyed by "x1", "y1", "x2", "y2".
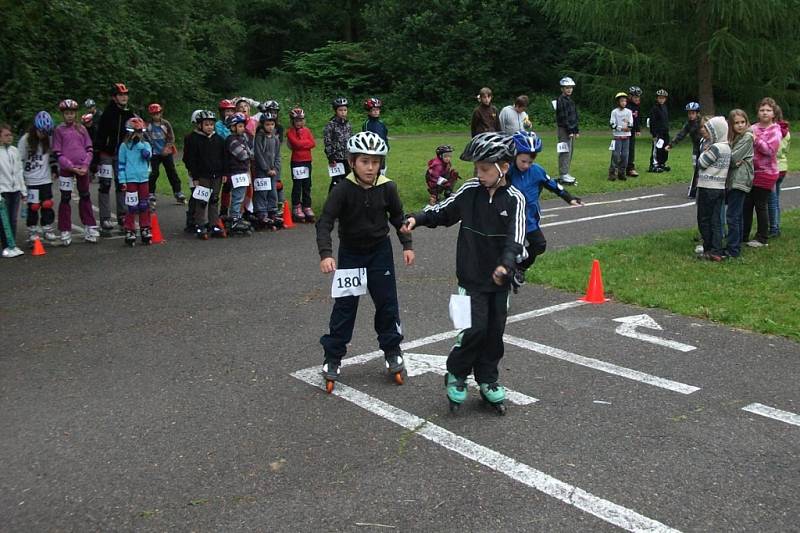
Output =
[
  {"x1": 405, "y1": 353, "x2": 538, "y2": 405},
  {"x1": 613, "y1": 315, "x2": 696, "y2": 352}
]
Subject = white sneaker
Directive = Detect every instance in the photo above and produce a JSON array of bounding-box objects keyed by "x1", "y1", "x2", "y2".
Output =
[
  {"x1": 746, "y1": 240, "x2": 766, "y2": 248},
  {"x1": 42, "y1": 226, "x2": 57, "y2": 241},
  {"x1": 694, "y1": 244, "x2": 704, "y2": 255},
  {"x1": 560, "y1": 174, "x2": 577, "y2": 184},
  {"x1": 84, "y1": 226, "x2": 99, "y2": 243},
  {"x1": 60, "y1": 230, "x2": 72, "y2": 246},
  {"x1": 2, "y1": 247, "x2": 24, "y2": 258}
]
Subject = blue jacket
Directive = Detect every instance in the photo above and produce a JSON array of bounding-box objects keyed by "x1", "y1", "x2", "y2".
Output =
[
  {"x1": 507, "y1": 163, "x2": 574, "y2": 233},
  {"x1": 215, "y1": 120, "x2": 231, "y2": 140},
  {"x1": 118, "y1": 140, "x2": 152, "y2": 184}
]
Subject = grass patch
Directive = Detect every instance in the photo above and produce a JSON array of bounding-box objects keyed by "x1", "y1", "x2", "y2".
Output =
[
  {"x1": 155, "y1": 132, "x2": 698, "y2": 214},
  {"x1": 528, "y1": 210, "x2": 800, "y2": 341}
]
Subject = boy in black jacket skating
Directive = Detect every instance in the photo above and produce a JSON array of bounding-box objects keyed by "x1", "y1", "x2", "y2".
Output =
[
  {"x1": 648, "y1": 89, "x2": 670, "y2": 172},
  {"x1": 402, "y1": 132, "x2": 526, "y2": 415},
  {"x1": 316, "y1": 131, "x2": 414, "y2": 392}
]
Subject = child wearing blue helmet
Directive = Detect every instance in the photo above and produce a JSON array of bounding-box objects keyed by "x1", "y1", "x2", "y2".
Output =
[
  {"x1": 666, "y1": 102, "x2": 703, "y2": 198},
  {"x1": 507, "y1": 130, "x2": 582, "y2": 288}
]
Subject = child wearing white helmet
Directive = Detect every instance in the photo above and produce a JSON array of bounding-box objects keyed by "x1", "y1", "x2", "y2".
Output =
[
  {"x1": 316, "y1": 131, "x2": 414, "y2": 393},
  {"x1": 402, "y1": 132, "x2": 527, "y2": 415},
  {"x1": 555, "y1": 77, "x2": 579, "y2": 185}
]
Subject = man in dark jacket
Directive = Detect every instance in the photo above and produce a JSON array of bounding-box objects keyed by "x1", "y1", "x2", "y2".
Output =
[{"x1": 94, "y1": 83, "x2": 135, "y2": 232}]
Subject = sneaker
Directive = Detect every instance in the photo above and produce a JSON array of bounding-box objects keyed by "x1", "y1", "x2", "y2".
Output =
[
  {"x1": 705, "y1": 253, "x2": 724, "y2": 262},
  {"x1": 42, "y1": 225, "x2": 57, "y2": 241},
  {"x1": 2, "y1": 247, "x2": 24, "y2": 258},
  {"x1": 292, "y1": 205, "x2": 305, "y2": 222},
  {"x1": 694, "y1": 244, "x2": 704, "y2": 255},
  {"x1": 607, "y1": 170, "x2": 617, "y2": 181},
  {"x1": 746, "y1": 240, "x2": 767, "y2": 248},
  {"x1": 560, "y1": 174, "x2": 577, "y2": 185},
  {"x1": 84, "y1": 226, "x2": 100, "y2": 243},
  {"x1": 174, "y1": 192, "x2": 187, "y2": 205},
  {"x1": 100, "y1": 219, "x2": 115, "y2": 231},
  {"x1": 626, "y1": 169, "x2": 639, "y2": 177},
  {"x1": 60, "y1": 230, "x2": 72, "y2": 246}
]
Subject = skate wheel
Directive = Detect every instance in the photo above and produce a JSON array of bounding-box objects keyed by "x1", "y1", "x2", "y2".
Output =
[
  {"x1": 325, "y1": 380, "x2": 335, "y2": 394},
  {"x1": 496, "y1": 403, "x2": 507, "y2": 416},
  {"x1": 394, "y1": 372, "x2": 404, "y2": 385}
]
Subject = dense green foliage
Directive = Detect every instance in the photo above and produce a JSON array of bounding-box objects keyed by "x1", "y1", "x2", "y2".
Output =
[{"x1": 2, "y1": 0, "x2": 799, "y2": 131}]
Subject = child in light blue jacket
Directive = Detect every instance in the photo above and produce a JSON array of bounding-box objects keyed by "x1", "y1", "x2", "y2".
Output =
[{"x1": 118, "y1": 118, "x2": 153, "y2": 245}]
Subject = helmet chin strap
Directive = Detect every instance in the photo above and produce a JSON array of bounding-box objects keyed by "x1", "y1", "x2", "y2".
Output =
[{"x1": 491, "y1": 162, "x2": 506, "y2": 188}]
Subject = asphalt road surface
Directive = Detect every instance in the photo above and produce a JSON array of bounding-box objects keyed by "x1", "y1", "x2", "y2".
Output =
[{"x1": 2, "y1": 177, "x2": 798, "y2": 532}]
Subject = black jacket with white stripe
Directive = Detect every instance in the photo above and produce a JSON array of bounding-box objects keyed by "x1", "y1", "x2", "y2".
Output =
[{"x1": 413, "y1": 178, "x2": 526, "y2": 293}]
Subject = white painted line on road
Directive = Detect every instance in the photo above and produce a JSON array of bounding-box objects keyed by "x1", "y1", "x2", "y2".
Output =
[
  {"x1": 613, "y1": 315, "x2": 696, "y2": 352},
  {"x1": 343, "y1": 300, "x2": 587, "y2": 368},
  {"x1": 291, "y1": 367, "x2": 680, "y2": 533},
  {"x1": 541, "y1": 202, "x2": 695, "y2": 228},
  {"x1": 782, "y1": 185, "x2": 799, "y2": 191},
  {"x1": 503, "y1": 335, "x2": 700, "y2": 395},
  {"x1": 742, "y1": 403, "x2": 800, "y2": 427},
  {"x1": 543, "y1": 193, "x2": 666, "y2": 212}
]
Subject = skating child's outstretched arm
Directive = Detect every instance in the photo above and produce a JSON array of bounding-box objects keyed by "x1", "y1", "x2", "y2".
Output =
[
  {"x1": 540, "y1": 171, "x2": 582, "y2": 206},
  {"x1": 316, "y1": 186, "x2": 345, "y2": 272},
  {"x1": 385, "y1": 182, "x2": 414, "y2": 266}
]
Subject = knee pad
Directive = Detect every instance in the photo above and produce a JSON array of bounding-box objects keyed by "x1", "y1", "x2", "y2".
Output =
[
  {"x1": 138, "y1": 199, "x2": 149, "y2": 212},
  {"x1": 79, "y1": 190, "x2": 91, "y2": 200},
  {"x1": 99, "y1": 179, "x2": 111, "y2": 193},
  {"x1": 41, "y1": 199, "x2": 54, "y2": 210},
  {"x1": 30, "y1": 203, "x2": 41, "y2": 211}
]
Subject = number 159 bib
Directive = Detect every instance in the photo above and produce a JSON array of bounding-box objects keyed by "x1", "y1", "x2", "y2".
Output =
[{"x1": 331, "y1": 268, "x2": 368, "y2": 298}]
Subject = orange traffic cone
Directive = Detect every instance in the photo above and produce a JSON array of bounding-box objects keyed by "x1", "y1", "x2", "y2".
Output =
[
  {"x1": 282, "y1": 202, "x2": 295, "y2": 228},
  {"x1": 580, "y1": 259, "x2": 608, "y2": 304},
  {"x1": 150, "y1": 213, "x2": 166, "y2": 244},
  {"x1": 31, "y1": 237, "x2": 46, "y2": 256}
]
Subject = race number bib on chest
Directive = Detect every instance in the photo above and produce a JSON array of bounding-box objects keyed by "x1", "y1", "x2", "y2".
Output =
[
  {"x1": 125, "y1": 191, "x2": 139, "y2": 207},
  {"x1": 253, "y1": 177, "x2": 272, "y2": 191},
  {"x1": 231, "y1": 173, "x2": 250, "y2": 188},
  {"x1": 327, "y1": 163, "x2": 345, "y2": 178},
  {"x1": 58, "y1": 177, "x2": 74, "y2": 191},
  {"x1": 331, "y1": 268, "x2": 368, "y2": 298},
  {"x1": 292, "y1": 166, "x2": 310, "y2": 180},
  {"x1": 96, "y1": 164, "x2": 113, "y2": 179},
  {"x1": 192, "y1": 186, "x2": 211, "y2": 201}
]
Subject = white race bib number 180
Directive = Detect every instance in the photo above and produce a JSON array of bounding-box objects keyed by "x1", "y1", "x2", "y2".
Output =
[{"x1": 331, "y1": 268, "x2": 368, "y2": 298}]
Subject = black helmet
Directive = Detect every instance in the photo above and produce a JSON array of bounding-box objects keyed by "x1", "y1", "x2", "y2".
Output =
[
  {"x1": 656, "y1": 89, "x2": 669, "y2": 97},
  {"x1": 628, "y1": 86, "x2": 642, "y2": 97},
  {"x1": 332, "y1": 97, "x2": 349, "y2": 109},
  {"x1": 195, "y1": 110, "x2": 216, "y2": 123},
  {"x1": 460, "y1": 132, "x2": 515, "y2": 163},
  {"x1": 436, "y1": 145, "x2": 454, "y2": 158},
  {"x1": 259, "y1": 112, "x2": 278, "y2": 123}
]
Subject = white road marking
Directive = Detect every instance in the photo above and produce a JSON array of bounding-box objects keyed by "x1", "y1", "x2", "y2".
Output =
[
  {"x1": 613, "y1": 315, "x2": 696, "y2": 352},
  {"x1": 541, "y1": 202, "x2": 695, "y2": 228},
  {"x1": 543, "y1": 193, "x2": 666, "y2": 212},
  {"x1": 782, "y1": 185, "x2": 799, "y2": 191},
  {"x1": 503, "y1": 335, "x2": 700, "y2": 395},
  {"x1": 291, "y1": 367, "x2": 680, "y2": 533},
  {"x1": 405, "y1": 353, "x2": 538, "y2": 405},
  {"x1": 742, "y1": 403, "x2": 800, "y2": 427},
  {"x1": 343, "y1": 300, "x2": 587, "y2": 368}
]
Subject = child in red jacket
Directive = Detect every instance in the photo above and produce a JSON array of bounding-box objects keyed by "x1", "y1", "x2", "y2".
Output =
[
  {"x1": 286, "y1": 107, "x2": 317, "y2": 222},
  {"x1": 425, "y1": 144, "x2": 460, "y2": 205}
]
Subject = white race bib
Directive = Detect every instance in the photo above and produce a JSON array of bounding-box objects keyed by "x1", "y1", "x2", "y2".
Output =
[
  {"x1": 192, "y1": 185, "x2": 211, "y2": 202},
  {"x1": 58, "y1": 177, "x2": 74, "y2": 191},
  {"x1": 327, "y1": 162, "x2": 345, "y2": 178},
  {"x1": 254, "y1": 177, "x2": 272, "y2": 191},
  {"x1": 656, "y1": 138, "x2": 665, "y2": 149},
  {"x1": 27, "y1": 189, "x2": 40, "y2": 204},
  {"x1": 556, "y1": 142, "x2": 570, "y2": 153},
  {"x1": 449, "y1": 294, "x2": 472, "y2": 329},
  {"x1": 609, "y1": 140, "x2": 616, "y2": 151},
  {"x1": 292, "y1": 166, "x2": 310, "y2": 180},
  {"x1": 231, "y1": 173, "x2": 250, "y2": 188},
  {"x1": 331, "y1": 268, "x2": 368, "y2": 298},
  {"x1": 96, "y1": 164, "x2": 113, "y2": 179},
  {"x1": 125, "y1": 191, "x2": 139, "y2": 207}
]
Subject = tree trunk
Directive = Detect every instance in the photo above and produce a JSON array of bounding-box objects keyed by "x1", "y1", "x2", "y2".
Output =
[{"x1": 697, "y1": 48, "x2": 715, "y2": 115}]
